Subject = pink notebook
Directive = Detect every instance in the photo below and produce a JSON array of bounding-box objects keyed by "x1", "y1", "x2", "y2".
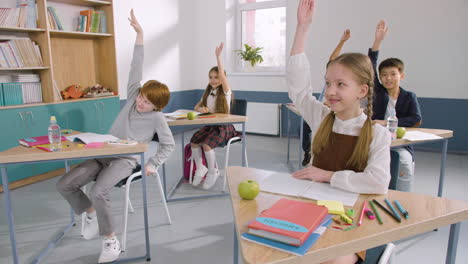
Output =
[{"x1": 19, "y1": 135, "x2": 67, "y2": 147}]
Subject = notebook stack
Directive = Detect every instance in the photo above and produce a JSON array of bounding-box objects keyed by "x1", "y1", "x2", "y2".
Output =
[
  {"x1": 1, "y1": 74, "x2": 42, "y2": 106},
  {"x1": 241, "y1": 198, "x2": 333, "y2": 256}
]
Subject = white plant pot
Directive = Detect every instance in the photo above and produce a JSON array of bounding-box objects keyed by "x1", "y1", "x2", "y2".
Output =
[{"x1": 243, "y1": 62, "x2": 256, "y2": 72}]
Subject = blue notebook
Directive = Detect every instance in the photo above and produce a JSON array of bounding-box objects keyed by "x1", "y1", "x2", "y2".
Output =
[{"x1": 241, "y1": 214, "x2": 333, "y2": 256}]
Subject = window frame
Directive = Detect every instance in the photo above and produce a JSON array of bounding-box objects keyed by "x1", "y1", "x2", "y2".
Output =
[{"x1": 235, "y1": 0, "x2": 287, "y2": 73}]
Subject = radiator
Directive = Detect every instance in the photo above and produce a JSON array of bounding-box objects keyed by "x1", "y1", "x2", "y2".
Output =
[{"x1": 234, "y1": 102, "x2": 280, "y2": 136}]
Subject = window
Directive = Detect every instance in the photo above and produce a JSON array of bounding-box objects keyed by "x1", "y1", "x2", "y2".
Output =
[{"x1": 236, "y1": 0, "x2": 286, "y2": 72}]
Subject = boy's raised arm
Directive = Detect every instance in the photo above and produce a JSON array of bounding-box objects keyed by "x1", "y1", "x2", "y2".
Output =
[{"x1": 127, "y1": 9, "x2": 144, "y2": 99}]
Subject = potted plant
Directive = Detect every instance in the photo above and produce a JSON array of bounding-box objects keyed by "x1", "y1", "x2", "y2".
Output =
[{"x1": 235, "y1": 43, "x2": 264, "y2": 71}]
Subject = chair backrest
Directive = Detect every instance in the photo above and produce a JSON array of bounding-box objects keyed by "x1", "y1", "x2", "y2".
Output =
[
  {"x1": 389, "y1": 150, "x2": 400, "y2": 191},
  {"x1": 231, "y1": 99, "x2": 247, "y2": 116}
]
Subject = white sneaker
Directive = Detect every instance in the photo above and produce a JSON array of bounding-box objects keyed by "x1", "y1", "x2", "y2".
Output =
[
  {"x1": 192, "y1": 165, "x2": 208, "y2": 186},
  {"x1": 202, "y1": 168, "x2": 220, "y2": 190},
  {"x1": 82, "y1": 214, "x2": 99, "y2": 240},
  {"x1": 98, "y1": 237, "x2": 121, "y2": 263}
]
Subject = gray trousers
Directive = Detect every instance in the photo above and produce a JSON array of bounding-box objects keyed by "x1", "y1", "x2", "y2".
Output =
[{"x1": 56, "y1": 158, "x2": 137, "y2": 236}]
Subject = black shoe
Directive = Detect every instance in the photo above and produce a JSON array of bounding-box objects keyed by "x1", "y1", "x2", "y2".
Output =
[{"x1": 302, "y1": 152, "x2": 311, "y2": 167}]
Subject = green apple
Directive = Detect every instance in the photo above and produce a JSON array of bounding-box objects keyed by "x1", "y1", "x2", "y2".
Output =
[
  {"x1": 187, "y1": 112, "x2": 197, "y2": 120},
  {"x1": 238, "y1": 180, "x2": 260, "y2": 200},
  {"x1": 396, "y1": 127, "x2": 406, "y2": 139}
]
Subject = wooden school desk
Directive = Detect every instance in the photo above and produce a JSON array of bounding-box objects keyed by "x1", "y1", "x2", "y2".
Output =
[
  {"x1": 0, "y1": 141, "x2": 150, "y2": 264},
  {"x1": 284, "y1": 104, "x2": 453, "y2": 197},
  {"x1": 227, "y1": 166, "x2": 468, "y2": 264},
  {"x1": 161, "y1": 113, "x2": 248, "y2": 202}
]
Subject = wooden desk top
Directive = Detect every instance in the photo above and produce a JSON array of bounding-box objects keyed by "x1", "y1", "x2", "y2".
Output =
[
  {"x1": 391, "y1": 128, "x2": 453, "y2": 147},
  {"x1": 0, "y1": 141, "x2": 147, "y2": 164},
  {"x1": 227, "y1": 166, "x2": 468, "y2": 264},
  {"x1": 167, "y1": 113, "x2": 247, "y2": 126}
]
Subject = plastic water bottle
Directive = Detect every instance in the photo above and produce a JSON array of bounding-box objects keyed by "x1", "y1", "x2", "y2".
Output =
[
  {"x1": 386, "y1": 109, "x2": 398, "y2": 140},
  {"x1": 48, "y1": 116, "x2": 61, "y2": 151}
]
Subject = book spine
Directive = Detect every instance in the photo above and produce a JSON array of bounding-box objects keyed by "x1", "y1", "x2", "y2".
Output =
[
  {"x1": 90, "y1": 11, "x2": 100, "y2": 33},
  {"x1": 99, "y1": 11, "x2": 107, "y2": 33},
  {"x1": 0, "y1": 83, "x2": 4, "y2": 106},
  {"x1": 48, "y1": 6, "x2": 63, "y2": 31}
]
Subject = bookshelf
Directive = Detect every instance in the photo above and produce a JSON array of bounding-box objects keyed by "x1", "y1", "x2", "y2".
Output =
[
  {"x1": 0, "y1": 0, "x2": 118, "y2": 108},
  {"x1": 0, "y1": 0, "x2": 120, "y2": 189}
]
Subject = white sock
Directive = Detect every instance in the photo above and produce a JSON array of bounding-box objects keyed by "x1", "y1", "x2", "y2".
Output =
[
  {"x1": 191, "y1": 147, "x2": 204, "y2": 169},
  {"x1": 87, "y1": 211, "x2": 96, "y2": 219},
  {"x1": 204, "y1": 150, "x2": 216, "y2": 170}
]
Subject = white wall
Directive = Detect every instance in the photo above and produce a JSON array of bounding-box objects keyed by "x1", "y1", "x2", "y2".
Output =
[
  {"x1": 114, "y1": 0, "x2": 197, "y2": 98},
  {"x1": 286, "y1": 0, "x2": 468, "y2": 99},
  {"x1": 2, "y1": 0, "x2": 467, "y2": 99}
]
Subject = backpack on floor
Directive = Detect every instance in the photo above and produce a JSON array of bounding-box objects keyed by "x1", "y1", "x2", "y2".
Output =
[{"x1": 183, "y1": 143, "x2": 208, "y2": 181}]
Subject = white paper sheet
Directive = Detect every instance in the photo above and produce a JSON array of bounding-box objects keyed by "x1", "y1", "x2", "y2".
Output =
[
  {"x1": 403, "y1": 131, "x2": 442, "y2": 141},
  {"x1": 260, "y1": 171, "x2": 359, "y2": 206}
]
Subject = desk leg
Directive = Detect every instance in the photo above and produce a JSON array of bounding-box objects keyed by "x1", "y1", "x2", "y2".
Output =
[
  {"x1": 242, "y1": 122, "x2": 246, "y2": 167},
  {"x1": 1, "y1": 166, "x2": 19, "y2": 264},
  {"x1": 299, "y1": 117, "x2": 303, "y2": 170},
  {"x1": 438, "y1": 139, "x2": 448, "y2": 197},
  {"x1": 140, "y1": 153, "x2": 151, "y2": 261},
  {"x1": 234, "y1": 225, "x2": 239, "y2": 264},
  {"x1": 287, "y1": 109, "x2": 291, "y2": 163},
  {"x1": 446, "y1": 223, "x2": 460, "y2": 264},
  {"x1": 64, "y1": 161, "x2": 75, "y2": 226}
]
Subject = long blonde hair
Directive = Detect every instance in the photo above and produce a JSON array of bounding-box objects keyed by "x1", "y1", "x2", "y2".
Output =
[
  {"x1": 312, "y1": 53, "x2": 374, "y2": 171},
  {"x1": 199, "y1": 66, "x2": 232, "y2": 114}
]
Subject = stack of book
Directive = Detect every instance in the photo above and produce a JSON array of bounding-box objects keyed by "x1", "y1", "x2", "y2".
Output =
[
  {"x1": 0, "y1": 38, "x2": 44, "y2": 68},
  {"x1": 1, "y1": 74, "x2": 42, "y2": 106},
  {"x1": 241, "y1": 198, "x2": 333, "y2": 256},
  {"x1": 0, "y1": 0, "x2": 37, "y2": 29},
  {"x1": 76, "y1": 10, "x2": 107, "y2": 33},
  {"x1": 46, "y1": 6, "x2": 63, "y2": 30}
]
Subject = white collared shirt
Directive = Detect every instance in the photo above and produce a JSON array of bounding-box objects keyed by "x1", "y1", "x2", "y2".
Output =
[
  {"x1": 287, "y1": 53, "x2": 391, "y2": 194},
  {"x1": 206, "y1": 87, "x2": 232, "y2": 113}
]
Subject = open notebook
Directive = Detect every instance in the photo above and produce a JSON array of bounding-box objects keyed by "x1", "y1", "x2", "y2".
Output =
[
  {"x1": 65, "y1": 133, "x2": 118, "y2": 144},
  {"x1": 260, "y1": 171, "x2": 358, "y2": 206}
]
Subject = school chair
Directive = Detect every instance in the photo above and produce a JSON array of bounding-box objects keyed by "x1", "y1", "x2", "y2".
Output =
[
  {"x1": 81, "y1": 136, "x2": 171, "y2": 252},
  {"x1": 361, "y1": 150, "x2": 400, "y2": 264}
]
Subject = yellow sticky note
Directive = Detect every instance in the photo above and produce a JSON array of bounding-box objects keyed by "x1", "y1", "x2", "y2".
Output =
[{"x1": 317, "y1": 200, "x2": 345, "y2": 215}]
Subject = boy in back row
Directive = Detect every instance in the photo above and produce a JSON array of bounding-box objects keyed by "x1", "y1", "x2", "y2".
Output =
[{"x1": 369, "y1": 20, "x2": 422, "y2": 192}]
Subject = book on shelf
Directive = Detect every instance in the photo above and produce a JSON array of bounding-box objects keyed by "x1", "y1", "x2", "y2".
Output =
[
  {"x1": 259, "y1": 171, "x2": 359, "y2": 206},
  {"x1": 247, "y1": 198, "x2": 328, "y2": 246},
  {"x1": 2, "y1": 82, "x2": 23, "y2": 105},
  {"x1": 79, "y1": 10, "x2": 93, "y2": 32},
  {"x1": 241, "y1": 214, "x2": 333, "y2": 256},
  {"x1": 0, "y1": 1, "x2": 37, "y2": 29},
  {"x1": 19, "y1": 135, "x2": 67, "y2": 147},
  {"x1": 90, "y1": 11, "x2": 100, "y2": 33},
  {"x1": 47, "y1": 6, "x2": 63, "y2": 31},
  {"x1": 0, "y1": 38, "x2": 43, "y2": 68},
  {"x1": 99, "y1": 11, "x2": 107, "y2": 33}
]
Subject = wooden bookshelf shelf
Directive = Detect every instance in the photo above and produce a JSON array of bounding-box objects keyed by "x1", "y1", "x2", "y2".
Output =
[
  {"x1": 0, "y1": 27, "x2": 46, "y2": 33},
  {"x1": 0, "y1": 67, "x2": 49, "y2": 71},
  {"x1": 49, "y1": 30, "x2": 112, "y2": 38},
  {"x1": 47, "y1": 0, "x2": 111, "y2": 7}
]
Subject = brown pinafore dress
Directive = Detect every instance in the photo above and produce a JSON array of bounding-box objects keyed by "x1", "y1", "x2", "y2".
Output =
[{"x1": 312, "y1": 132, "x2": 366, "y2": 261}]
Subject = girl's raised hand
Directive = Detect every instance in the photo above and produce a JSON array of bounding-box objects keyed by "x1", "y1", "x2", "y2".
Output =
[
  {"x1": 341, "y1": 29, "x2": 351, "y2": 42},
  {"x1": 292, "y1": 166, "x2": 333, "y2": 183},
  {"x1": 297, "y1": 0, "x2": 315, "y2": 26},
  {"x1": 128, "y1": 9, "x2": 143, "y2": 34},
  {"x1": 375, "y1": 20, "x2": 388, "y2": 43},
  {"x1": 215, "y1": 42, "x2": 224, "y2": 57}
]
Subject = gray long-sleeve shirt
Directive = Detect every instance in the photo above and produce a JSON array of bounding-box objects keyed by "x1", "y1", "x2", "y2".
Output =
[{"x1": 109, "y1": 45, "x2": 175, "y2": 168}]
